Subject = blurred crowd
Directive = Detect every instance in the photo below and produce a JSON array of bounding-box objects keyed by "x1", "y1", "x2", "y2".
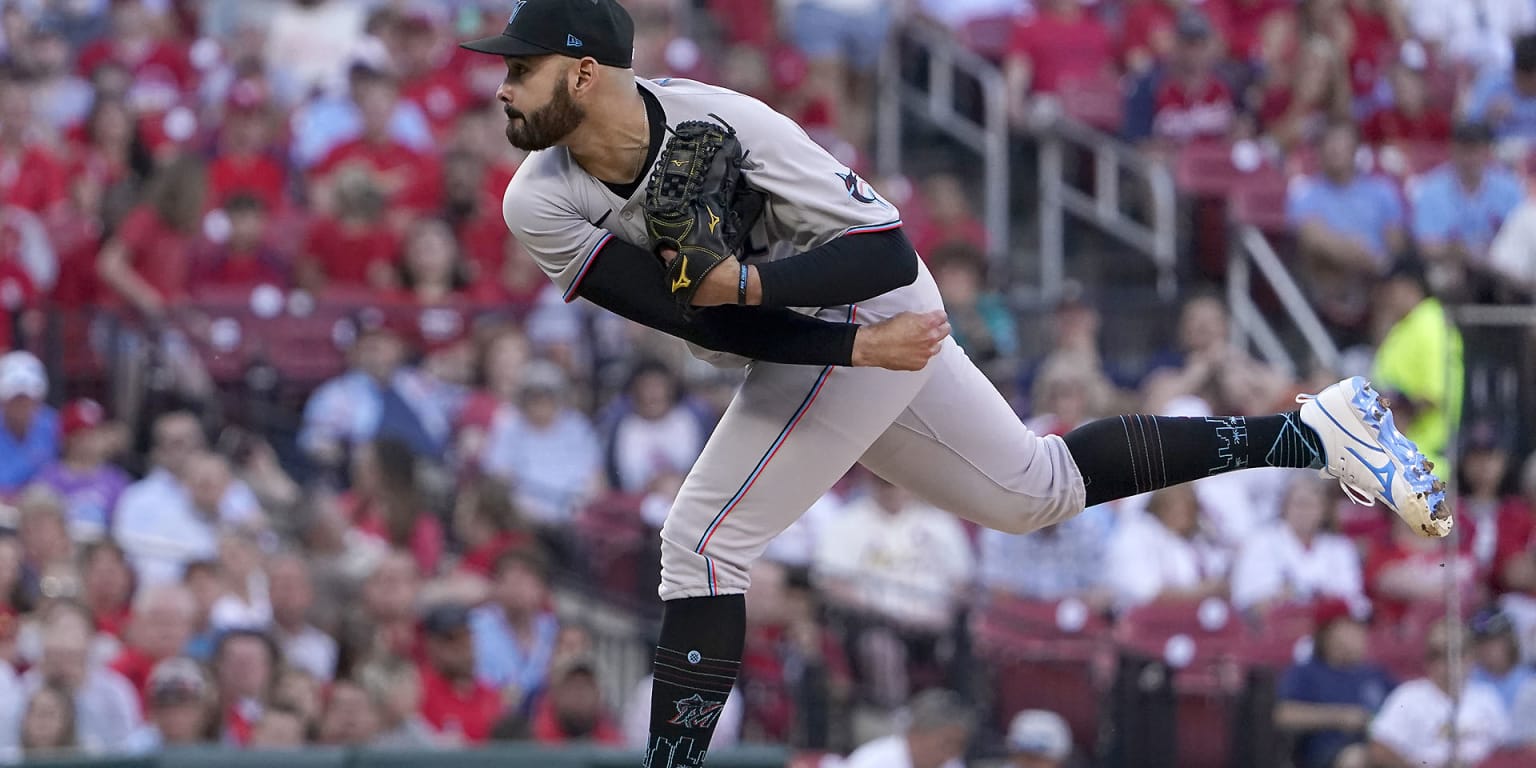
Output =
[{"x1": 0, "y1": 0, "x2": 1529, "y2": 767}]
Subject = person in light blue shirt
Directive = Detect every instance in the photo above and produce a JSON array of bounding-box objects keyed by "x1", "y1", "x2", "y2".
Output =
[
  {"x1": 0, "y1": 351, "x2": 58, "y2": 493},
  {"x1": 1287, "y1": 122, "x2": 1406, "y2": 332},
  {"x1": 1467, "y1": 609, "x2": 1535, "y2": 715},
  {"x1": 289, "y1": 62, "x2": 435, "y2": 170},
  {"x1": 469, "y1": 547, "x2": 561, "y2": 714},
  {"x1": 479, "y1": 360, "x2": 603, "y2": 528},
  {"x1": 1410, "y1": 122, "x2": 1526, "y2": 297},
  {"x1": 1465, "y1": 34, "x2": 1536, "y2": 140}
]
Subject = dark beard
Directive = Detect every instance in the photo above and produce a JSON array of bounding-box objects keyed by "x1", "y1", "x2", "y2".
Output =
[{"x1": 505, "y1": 80, "x2": 584, "y2": 152}]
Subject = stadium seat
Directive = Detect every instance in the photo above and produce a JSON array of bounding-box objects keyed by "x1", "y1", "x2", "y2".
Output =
[
  {"x1": 1228, "y1": 171, "x2": 1292, "y2": 234},
  {"x1": 958, "y1": 14, "x2": 1019, "y2": 62},
  {"x1": 573, "y1": 491, "x2": 653, "y2": 603},
  {"x1": 1480, "y1": 747, "x2": 1536, "y2": 768},
  {"x1": 1173, "y1": 141, "x2": 1246, "y2": 198},
  {"x1": 976, "y1": 597, "x2": 1113, "y2": 754},
  {"x1": 1057, "y1": 73, "x2": 1124, "y2": 132}
]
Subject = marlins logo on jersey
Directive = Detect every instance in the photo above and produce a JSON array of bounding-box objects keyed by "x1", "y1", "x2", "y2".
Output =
[{"x1": 837, "y1": 169, "x2": 882, "y2": 205}]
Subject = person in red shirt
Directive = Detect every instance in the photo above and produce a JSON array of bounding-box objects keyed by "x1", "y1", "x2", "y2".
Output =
[
  {"x1": 1454, "y1": 424, "x2": 1536, "y2": 595},
  {"x1": 211, "y1": 628, "x2": 278, "y2": 746},
  {"x1": 1365, "y1": 514, "x2": 1480, "y2": 626},
  {"x1": 192, "y1": 194, "x2": 290, "y2": 292},
  {"x1": 1120, "y1": 0, "x2": 1184, "y2": 75},
  {"x1": 1361, "y1": 63, "x2": 1452, "y2": 146},
  {"x1": 525, "y1": 656, "x2": 623, "y2": 745},
  {"x1": 1254, "y1": 36, "x2": 1353, "y2": 151},
  {"x1": 396, "y1": 10, "x2": 472, "y2": 141},
  {"x1": 1004, "y1": 0, "x2": 1114, "y2": 100},
  {"x1": 391, "y1": 218, "x2": 470, "y2": 307},
  {"x1": 416, "y1": 602, "x2": 504, "y2": 744},
  {"x1": 76, "y1": 0, "x2": 195, "y2": 114},
  {"x1": 1141, "y1": 11, "x2": 1238, "y2": 149},
  {"x1": 109, "y1": 583, "x2": 197, "y2": 713},
  {"x1": 296, "y1": 169, "x2": 401, "y2": 293},
  {"x1": 310, "y1": 66, "x2": 442, "y2": 220},
  {"x1": 341, "y1": 438, "x2": 444, "y2": 577},
  {"x1": 453, "y1": 475, "x2": 532, "y2": 579},
  {"x1": 81, "y1": 540, "x2": 135, "y2": 641},
  {"x1": 207, "y1": 78, "x2": 289, "y2": 213},
  {"x1": 97, "y1": 155, "x2": 208, "y2": 318},
  {"x1": 906, "y1": 173, "x2": 988, "y2": 260},
  {"x1": 0, "y1": 76, "x2": 66, "y2": 218}
]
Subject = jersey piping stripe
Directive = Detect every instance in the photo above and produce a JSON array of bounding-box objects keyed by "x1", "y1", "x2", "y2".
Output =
[
  {"x1": 696, "y1": 304, "x2": 858, "y2": 595},
  {"x1": 562, "y1": 232, "x2": 615, "y2": 303},
  {"x1": 843, "y1": 219, "x2": 903, "y2": 237}
]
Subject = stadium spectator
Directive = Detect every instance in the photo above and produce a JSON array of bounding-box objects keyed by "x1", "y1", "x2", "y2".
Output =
[
  {"x1": 123, "y1": 657, "x2": 214, "y2": 752},
  {"x1": 1230, "y1": 476, "x2": 1364, "y2": 613},
  {"x1": 1023, "y1": 354, "x2": 1112, "y2": 438},
  {"x1": 1287, "y1": 122, "x2": 1406, "y2": 334},
  {"x1": 262, "y1": 0, "x2": 370, "y2": 101},
  {"x1": 395, "y1": 8, "x2": 470, "y2": 141},
  {"x1": 1469, "y1": 609, "x2": 1536, "y2": 719},
  {"x1": 785, "y1": 0, "x2": 891, "y2": 149},
  {"x1": 1118, "y1": 0, "x2": 1193, "y2": 75},
  {"x1": 116, "y1": 432, "x2": 265, "y2": 588},
  {"x1": 520, "y1": 655, "x2": 622, "y2": 746},
  {"x1": 814, "y1": 474, "x2": 974, "y2": 709},
  {"x1": 1003, "y1": 708, "x2": 1075, "y2": 768},
  {"x1": 96, "y1": 155, "x2": 208, "y2": 319},
  {"x1": 1361, "y1": 62, "x2": 1451, "y2": 146},
  {"x1": 439, "y1": 147, "x2": 524, "y2": 299},
  {"x1": 417, "y1": 602, "x2": 502, "y2": 745},
  {"x1": 451, "y1": 476, "x2": 530, "y2": 580},
  {"x1": 907, "y1": 173, "x2": 988, "y2": 260},
  {"x1": 192, "y1": 194, "x2": 289, "y2": 291},
  {"x1": 266, "y1": 554, "x2": 336, "y2": 682},
  {"x1": 29, "y1": 398, "x2": 129, "y2": 542},
  {"x1": 248, "y1": 703, "x2": 307, "y2": 749},
  {"x1": 15, "y1": 682, "x2": 75, "y2": 758},
  {"x1": 1367, "y1": 515, "x2": 1478, "y2": 626},
  {"x1": 16, "y1": 487, "x2": 75, "y2": 599},
  {"x1": 357, "y1": 655, "x2": 439, "y2": 748},
  {"x1": 179, "y1": 560, "x2": 223, "y2": 661},
  {"x1": 80, "y1": 541, "x2": 133, "y2": 640},
  {"x1": 1003, "y1": 0, "x2": 1113, "y2": 101},
  {"x1": 1410, "y1": 121, "x2": 1524, "y2": 300},
  {"x1": 736, "y1": 560, "x2": 850, "y2": 748},
  {"x1": 1468, "y1": 34, "x2": 1536, "y2": 140},
  {"x1": 1123, "y1": 9, "x2": 1238, "y2": 149},
  {"x1": 929, "y1": 244, "x2": 1018, "y2": 378},
  {"x1": 340, "y1": 438, "x2": 443, "y2": 577},
  {"x1": 1410, "y1": 1, "x2": 1536, "y2": 77},
  {"x1": 1253, "y1": 34, "x2": 1352, "y2": 151},
  {"x1": 841, "y1": 688, "x2": 974, "y2": 768},
  {"x1": 1490, "y1": 188, "x2": 1536, "y2": 298},
  {"x1": 299, "y1": 312, "x2": 458, "y2": 466},
  {"x1": 307, "y1": 63, "x2": 441, "y2": 217},
  {"x1": 1369, "y1": 622, "x2": 1509, "y2": 767},
  {"x1": 392, "y1": 217, "x2": 470, "y2": 306},
  {"x1": 979, "y1": 503, "x2": 1112, "y2": 608},
  {"x1": 206, "y1": 529, "x2": 271, "y2": 631},
  {"x1": 16, "y1": 22, "x2": 94, "y2": 138},
  {"x1": 207, "y1": 77, "x2": 289, "y2": 212},
  {"x1": 18, "y1": 601, "x2": 140, "y2": 751},
  {"x1": 0, "y1": 74, "x2": 66, "y2": 217},
  {"x1": 1106, "y1": 484, "x2": 1231, "y2": 609},
  {"x1": 211, "y1": 628, "x2": 277, "y2": 746},
  {"x1": 469, "y1": 547, "x2": 559, "y2": 712},
  {"x1": 296, "y1": 170, "x2": 400, "y2": 293},
  {"x1": 109, "y1": 583, "x2": 197, "y2": 711},
  {"x1": 316, "y1": 677, "x2": 381, "y2": 746},
  {"x1": 0, "y1": 351, "x2": 56, "y2": 493},
  {"x1": 76, "y1": 0, "x2": 193, "y2": 114},
  {"x1": 270, "y1": 666, "x2": 323, "y2": 737},
  {"x1": 479, "y1": 359, "x2": 602, "y2": 529},
  {"x1": 340, "y1": 550, "x2": 421, "y2": 668},
  {"x1": 1368, "y1": 262, "x2": 1461, "y2": 471},
  {"x1": 599, "y1": 359, "x2": 707, "y2": 494},
  {"x1": 1275, "y1": 599, "x2": 1392, "y2": 768},
  {"x1": 1456, "y1": 423, "x2": 1535, "y2": 592}
]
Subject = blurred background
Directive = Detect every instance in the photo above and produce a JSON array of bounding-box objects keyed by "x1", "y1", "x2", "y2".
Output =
[{"x1": 0, "y1": 0, "x2": 1531, "y2": 766}]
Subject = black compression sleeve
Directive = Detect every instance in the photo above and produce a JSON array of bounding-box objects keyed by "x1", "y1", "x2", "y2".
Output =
[
  {"x1": 754, "y1": 227, "x2": 919, "y2": 308},
  {"x1": 573, "y1": 239, "x2": 858, "y2": 366}
]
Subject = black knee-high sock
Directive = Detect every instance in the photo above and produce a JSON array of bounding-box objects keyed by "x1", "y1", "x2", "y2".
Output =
[
  {"x1": 645, "y1": 595, "x2": 745, "y2": 768},
  {"x1": 1064, "y1": 412, "x2": 1323, "y2": 507}
]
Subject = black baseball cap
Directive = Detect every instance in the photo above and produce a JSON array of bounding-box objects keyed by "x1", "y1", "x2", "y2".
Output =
[{"x1": 461, "y1": 0, "x2": 635, "y2": 69}]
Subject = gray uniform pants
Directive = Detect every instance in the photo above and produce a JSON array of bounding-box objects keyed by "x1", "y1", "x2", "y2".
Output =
[{"x1": 659, "y1": 263, "x2": 1087, "y2": 600}]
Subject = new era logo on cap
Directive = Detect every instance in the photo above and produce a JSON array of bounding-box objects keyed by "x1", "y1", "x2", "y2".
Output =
[{"x1": 567, "y1": 34, "x2": 583, "y2": 47}]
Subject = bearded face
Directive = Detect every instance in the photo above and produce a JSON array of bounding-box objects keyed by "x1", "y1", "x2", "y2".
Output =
[{"x1": 505, "y1": 74, "x2": 585, "y2": 151}]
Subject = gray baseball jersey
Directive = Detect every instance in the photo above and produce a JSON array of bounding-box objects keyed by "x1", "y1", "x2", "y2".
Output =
[{"x1": 503, "y1": 77, "x2": 1086, "y2": 599}]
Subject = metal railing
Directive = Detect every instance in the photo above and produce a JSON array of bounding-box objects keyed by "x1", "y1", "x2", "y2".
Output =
[
  {"x1": 1036, "y1": 115, "x2": 1180, "y2": 301},
  {"x1": 1225, "y1": 225, "x2": 1343, "y2": 379},
  {"x1": 875, "y1": 20, "x2": 1011, "y2": 274}
]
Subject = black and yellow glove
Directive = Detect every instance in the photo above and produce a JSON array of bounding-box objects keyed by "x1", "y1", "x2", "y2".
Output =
[{"x1": 644, "y1": 117, "x2": 760, "y2": 308}]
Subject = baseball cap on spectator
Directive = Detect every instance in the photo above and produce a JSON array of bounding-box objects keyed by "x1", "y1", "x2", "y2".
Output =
[
  {"x1": 0, "y1": 351, "x2": 46, "y2": 401},
  {"x1": 421, "y1": 603, "x2": 474, "y2": 637},
  {"x1": 1471, "y1": 608, "x2": 1515, "y2": 641},
  {"x1": 1312, "y1": 597, "x2": 1367, "y2": 632},
  {"x1": 60, "y1": 399, "x2": 106, "y2": 439},
  {"x1": 1006, "y1": 709, "x2": 1072, "y2": 760},
  {"x1": 148, "y1": 657, "x2": 210, "y2": 706},
  {"x1": 1452, "y1": 121, "x2": 1495, "y2": 146},
  {"x1": 1461, "y1": 420, "x2": 1510, "y2": 455},
  {"x1": 460, "y1": 0, "x2": 635, "y2": 69}
]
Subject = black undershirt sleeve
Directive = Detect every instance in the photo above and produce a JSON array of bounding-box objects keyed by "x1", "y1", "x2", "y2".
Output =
[
  {"x1": 572, "y1": 239, "x2": 858, "y2": 366},
  {"x1": 753, "y1": 227, "x2": 919, "y2": 308}
]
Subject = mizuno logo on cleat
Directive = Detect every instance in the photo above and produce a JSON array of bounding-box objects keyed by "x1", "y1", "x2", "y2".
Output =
[{"x1": 1347, "y1": 447, "x2": 1396, "y2": 506}]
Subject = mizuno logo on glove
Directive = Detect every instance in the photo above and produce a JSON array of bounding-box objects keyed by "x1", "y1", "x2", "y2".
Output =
[{"x1": 671, "y1": 254, "x2": 692, "y2": 293}]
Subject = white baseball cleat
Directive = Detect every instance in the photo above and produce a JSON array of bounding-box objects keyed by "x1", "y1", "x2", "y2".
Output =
[{"x1": 1296, "y1": 376, "x2": 1452, "y2": 538}]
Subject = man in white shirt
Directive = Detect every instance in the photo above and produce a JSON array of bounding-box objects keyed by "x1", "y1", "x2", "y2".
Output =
[
  {"x1": 266, "y1": 554, "x2": 336, "y2": 682},
  {"x1": 1230, "y1": 477, "x2": 1364, "y2": 612},
  {"x1": 843, "y1": 688, "x2": 975, "y2": 768},
  {"x1": 1370, "y1": 622, "x2": 1511, "y2": 767},
  {"x1": 114, "y1": 412, "x2": 263, "y2": 585},
  {"x1": 1106, "y1": 484, "x2": 1231, "y2": 609},
  {"x1": 11, "y1": 602, "x2": 141, "y2": 752}
]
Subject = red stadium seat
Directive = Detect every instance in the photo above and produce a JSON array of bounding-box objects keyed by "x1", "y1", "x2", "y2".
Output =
[
  {"x1": 976, "y1": 597, "x2": 1113, "y2": 755},
  {"x1": 1057, "y1": 73, "x2": 1124, "y2": 132},
  {"x1": 958, "y1": 14, "x2": 1020, "y2": 62},
  {"x1": 573, "y1": 492, "x2": 651, "y2": 603},
  {"x1": 1480, "y1": 748, "x2": 1536, "y2": 768},
  {"x1": 1228, "y1": 171, "x2": 1292, "y2": 234}
]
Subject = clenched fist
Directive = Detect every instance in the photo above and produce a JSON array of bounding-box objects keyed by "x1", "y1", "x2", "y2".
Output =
[{"x1": 851, "y1": 311, "x2": 950, "y2": 371}]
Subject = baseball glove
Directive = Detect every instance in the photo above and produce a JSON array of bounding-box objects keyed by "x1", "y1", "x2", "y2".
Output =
[{"x1": 644, "y1": 117, "x2": 761, "y2": 308}]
